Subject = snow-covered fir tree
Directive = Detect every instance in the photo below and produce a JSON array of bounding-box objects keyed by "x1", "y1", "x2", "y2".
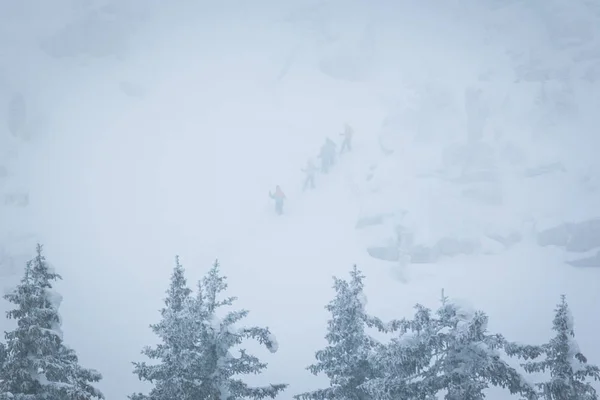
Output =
[
  {"x1": 0, "y1": 244, "x2": 104, "y2": 400},
  {"x1": 295, "y1": 265, "x2": 386, "y2": 400},
  {"x1": 362, "y1": 303, "x2": 440, "y2": 400},
  {"x1": 130, "y1": 255, "x2": 196, "y2": 400},
  {"x1": 131, "y1": 258, "x2": 286, "y2": 400},
  {"x1": 188, "y1": 260, "x2": 287, "y2": 400},
  {"x1": 506, "y1": 295, "x2": 600, "y2": 400},
  {"x1": 430, "y1": 294, "x2": 537, "y2": 400},
  {"x1": 0, "y1": 342, "x2": 6, "y2": 397},
  {"x1": 0, "y1": 342, "x2": 5, "y2": 365},
  {"x1": 364, "y1": 292, "x2": 537, "y2": 400}
]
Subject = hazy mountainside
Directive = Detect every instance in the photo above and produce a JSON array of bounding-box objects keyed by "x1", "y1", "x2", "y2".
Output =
[{"x1": 1, "y1": 1, "x2": 600, "y2": 399}]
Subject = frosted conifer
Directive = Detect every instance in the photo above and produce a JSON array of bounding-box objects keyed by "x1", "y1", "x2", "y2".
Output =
[
  {"x1": 0, "y1": 342, "x2": 5, "y2": 365},
  {"x1": 131, "y1": 256, "x2": 195, "y2": 400},
  {"x1": 507, "y1": 295, "x2": 600, "y2": 400},
  {"x1": 295, "y1": 265, "x2": 384, "y2": 400},
  {"x1": 189, "y1": 260, "x2": 287, "y2": 400},
  {"x1": 132, "y1": 258, "x2": 286, "y2": 400},
  {"x1": 429, "y1": 294, "x2": 536, "y2": 400},
  {"x1": 364, "y1": 291, "x2": 536, "y2": 400},
  {"x1": 0, "y1": 244, "x2": 104, "y2": 400}
]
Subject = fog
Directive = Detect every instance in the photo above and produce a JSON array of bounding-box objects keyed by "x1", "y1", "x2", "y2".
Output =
[{"x1": 1, "y1": 0, "x2": 600, "y2": 399}]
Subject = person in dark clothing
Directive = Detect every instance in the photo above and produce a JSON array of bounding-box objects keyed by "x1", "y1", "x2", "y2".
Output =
[
  {"x1": 301, "y1": 159, "x2": 317, "y2": 191},
  {"x1": 340, "y1": 123, "x2": 353, "y2": 153},
  {"x1": 269, "y1": 185, "x2": 286, "y2": 215},
  {"x1": 318, "y1": 138, "x2": 337, "y2": 173}
]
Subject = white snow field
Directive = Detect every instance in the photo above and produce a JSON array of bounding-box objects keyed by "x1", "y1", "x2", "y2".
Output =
[{"x1": 2, "y1": 1, "x2": 600, "y2": 399}]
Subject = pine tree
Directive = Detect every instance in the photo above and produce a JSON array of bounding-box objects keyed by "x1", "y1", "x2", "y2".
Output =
[
  {"x1": 189, "y1": 260, "x2": 287, "y2": 400},
  {"x1": 295, "y1": 265, "x2": 386, "y2": 400},
  {"x1": 131, "y1": 258, "x2": 286, "y2": 400},
  {"x1": 0, "y1": 342, "x2": 6, "y2": 396},
  {"x1": 507, "y1": 295, "x2": 600, "y2": 400},
  {"x1": 362, "y1": 304, "x2": 440, "y2": 400},
  {"x1": 429, "y1": 294, "x2": 537, "y2": 400},
  {"x1": 0, "y1": 244, "x2": 104, "y2": 400},
  {"x1": 364, "y1": 292, "x2": 537, "y2": 400},
  {"x1": 131, "y1": 255, "x2": 196, "y2": 400}
]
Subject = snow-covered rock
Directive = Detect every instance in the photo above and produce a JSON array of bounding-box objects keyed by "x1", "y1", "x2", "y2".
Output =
[
  {"x1": 355, "y1": 212, "x2": 394, "y2": 229},
  {"x1": 3, "y1": 192, "x2": 29, "y2": 207},
  {"x1": 367, "y1": 245, "x2": 399, "y2": 262},
  {"x1": 435, "y1": 236, "x2": 481, "y2": 258},
  {"x1": 567, "y1": 251, "x2": 600, "y2": 268},
  {"x1": 537, "y1": 218, "x2": 600, "y2": 253},
  {"x1": 40, "y1": 6, "x2": 131, "y2": 59},
  {"x1": 486, "y1": 230, "x2": 522, "y2": 248},
  {"x1": 523, "y1": 161, "x2": 566, "y2": 178},
  {"x1": 367, "y1": 235, "x2": 482, "y2": 264}
]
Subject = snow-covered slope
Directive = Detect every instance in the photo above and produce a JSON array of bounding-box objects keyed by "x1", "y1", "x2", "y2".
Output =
[{"x1": 2, "y1": 1, "x2": 600, "y2": 399}]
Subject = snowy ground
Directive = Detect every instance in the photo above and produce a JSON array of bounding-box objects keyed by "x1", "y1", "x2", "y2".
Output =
[{"x1": 1, "y1": 1, "x2": 600, "y2": 399}]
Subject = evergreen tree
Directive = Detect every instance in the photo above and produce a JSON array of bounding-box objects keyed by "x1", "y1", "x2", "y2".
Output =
[
  {"x1": 131, "y1": 258, "x2": 286, "y2": 400},
  {"x1": 429, "y1": 294, "x2": 537, "y2": 400},
  {"x1": 189, "y1": 260, "x2": 287, "y2": 400},
  {"x1": 364, "y1": 292, "x2": 537, "y2": 400},
  {"x1": 131, "y1": 256, "x2": 196, "y2": 400},
  {"x1": 0, "y1": 244, "x2": 104, "y2": 400},
  {"x1": 362, "y1": 304, "x2": 440, "y2": 400},
  {"x1": 507, "y1": 295, "x2": 600, "y2": 400},
  {"x1": 295, "y1": 265, "x2": 386, "y2": 400},
  {"x1": 0, "y1": 342, "x2": 6, "y2": 397}
]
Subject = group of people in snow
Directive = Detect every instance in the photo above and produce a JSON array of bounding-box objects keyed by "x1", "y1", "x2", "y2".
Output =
[{"x1": 269, "y1": 124, "x2": 354, "y2": 215}]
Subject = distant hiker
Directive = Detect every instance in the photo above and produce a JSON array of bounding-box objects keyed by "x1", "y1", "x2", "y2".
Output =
[
  {"x1": 318, "y1": 138, "x2": 337, "y2": 173},
  {"x1": 269, "y1": 185, "x2": 286, "y2": 215},
  {"x1": 340, "y1": 123, "x2": 353, "y2": 153},
  {"x1": 301, "y1": 159, "x2": 317, "y2": 191}
]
